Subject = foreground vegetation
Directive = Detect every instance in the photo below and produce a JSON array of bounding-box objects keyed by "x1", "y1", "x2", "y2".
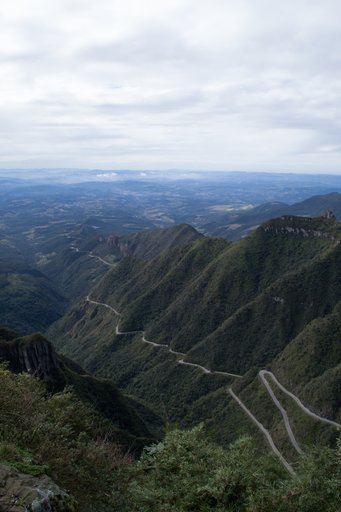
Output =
[
  {"x1": 0, "y1": 364, "x2": 131, "y2": 510},
  {"x1": 0, "y1": 364, "x2": 339, "y2": 511},
  {"x1": 114, "y1": 425, "x2": 340, "y2": 512}
]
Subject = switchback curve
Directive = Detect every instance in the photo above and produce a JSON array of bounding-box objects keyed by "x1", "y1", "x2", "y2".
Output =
[{"x1": 74, "y1": 244, "x2": 340, "y2": 474}]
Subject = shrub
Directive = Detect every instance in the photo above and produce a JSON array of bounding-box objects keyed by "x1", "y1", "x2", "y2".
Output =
[{"x1": 0, "y1": 364, "x2": 131, "y2": 510}]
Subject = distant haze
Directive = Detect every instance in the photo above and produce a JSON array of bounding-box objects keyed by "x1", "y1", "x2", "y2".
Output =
[{"x1": 1, "y1": 0, "x2": 341, "y2": 173}]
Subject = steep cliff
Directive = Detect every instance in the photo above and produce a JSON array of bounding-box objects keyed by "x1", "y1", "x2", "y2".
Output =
[
  {"x1": 0, "y1": 328, "x2": 160, "y2": 450},
  {"x1": 0, "y1": 332, "x2": 60, "y2": 384}
]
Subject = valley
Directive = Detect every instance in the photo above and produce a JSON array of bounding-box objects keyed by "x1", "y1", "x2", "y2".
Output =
[
  {"x1": 81, "y1": 285, "x2": 340, "y2": 475},
  {"x1": 46, "y1": 218, "x2": 340, "y2": 471},
  {"x1": 3, "y1": 1, "x2": 341, "y2": 507},
  {"x1": 0, "y1": 173, "x2": 340, "y2": 510}
]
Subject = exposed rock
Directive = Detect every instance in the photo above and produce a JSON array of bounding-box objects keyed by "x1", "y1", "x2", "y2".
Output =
[
  {"x1": 0, "y1": 464, "x2": 77, "y2": 511},
  {"x1": 106, "y1": 234, "x2": 130, "y2": 256},
  {"x1": 272, "y1": 296, "x2": 285, "y2": 304},
  {"x1": 0, "y1": 334, "x2": 60, "y2": 385},
  {"x1": 262, "y1": 215, "x2": 339, "y2": 241}
]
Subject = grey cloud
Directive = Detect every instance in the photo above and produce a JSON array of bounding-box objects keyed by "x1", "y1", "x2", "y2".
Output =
[
  {"x1": 81, "y1": 25, "x2": 199, "y2": 66},
  {"x1": 96, "y1": 91, "x2": 205, "y2": 114},
  {"x1": 1, "y1": 0, "x2": 341, "y2": 171}
]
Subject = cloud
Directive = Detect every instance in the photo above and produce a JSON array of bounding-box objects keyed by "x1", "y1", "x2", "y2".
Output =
[{"x1": 0, "y1": 0, "x2": 341, "y2": 172}]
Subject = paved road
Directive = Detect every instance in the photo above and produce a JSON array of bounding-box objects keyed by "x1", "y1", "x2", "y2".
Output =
[
  {"x1": 71, "y1": 245, "x2": 115, "y2": 267},
  {"x1": 84, "y1": 291, "x2": 340, "y2": 474},
  {"x1": 178, "y1": 359, "x2": 241, "y2": 378},
  {"x1": 169, "y1": 347, "x2": 186, "y2": 356},
  {"x1": 86, "y1": 296, "x2": 241, "y2": 377},
  {"x1": 86, "y1": 296, "x2": 121, "y2": 316},
  {"x1": 261, "y1": 370, "x2": 341, "y2": 429},
  {"x1": 88, "y1": 252, "x2": 115, "y2": 267},
  {"x1": 259, "y1": 371, "x2": 303, "y2": 455},
  {"x1": 87, "y1": 297, "x2": 175, "y2": 349},
  {"x1": 228, "y1": 389, "x2": 295, "y2": 475},
  {"x1": 178, "y1": 359, "x2": 211, "y2": 374},
  {"x1": 142, "y1": 334, "x2": 169, "y2": 348}
]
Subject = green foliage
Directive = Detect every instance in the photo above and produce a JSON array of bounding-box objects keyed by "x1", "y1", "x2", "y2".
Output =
[
  {"x1": 0, "y1": 327, "x2": 158, "y2": 452},
  {"x1": 249, "y1": 439, "x2": 341, "y2": 512},
  {"x1": 113, "y1": 425, "x2": 340, "y2": 512},
  {"x1": 0, "y1": 364, "x2": 131, "y2": 510},
  {"x1": 0, "y1": 443, "x2": 49, "y2": 476},
  {"x1": 0, "y1": 257, "x2": 67, "y2": 334},
  {"x1": 50, "y1": 216, "x2": 341, "y2": 450},
  {"x1": 113, "y1": 425, "x2": 282, "y2": 511}
]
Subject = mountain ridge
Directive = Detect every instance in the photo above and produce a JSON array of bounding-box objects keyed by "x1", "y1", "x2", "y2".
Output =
[
  {"x1": 207, "y1": 192, "x2": 341, "y2": 239},
  {"x1": 0, "y1": 327, "x2": 161, "y2": 450},
  {"x1": 48, "y1": 215, "x2": 341, "y2": 457}
]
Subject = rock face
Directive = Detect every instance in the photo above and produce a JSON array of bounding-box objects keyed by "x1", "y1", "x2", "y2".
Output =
[
  {"x1": 0, "y1": 334, "x2": 60, "y2": 385},
  {"x1": 94, "y1": 224, "x2": 203, "y2": 261},
  {"x1": 0, "y1": 464, "x2": 77, "y2": 511},
  {"x1": 262, "y1": 215, "x2": 339, "y2": 241},
  {"x1": 105, "y1": 234, "x2": 130, "y2": 256}
]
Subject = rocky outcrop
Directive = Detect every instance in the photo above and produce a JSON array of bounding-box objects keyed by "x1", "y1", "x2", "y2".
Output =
[
  {"x1": 0, "y1": 334, "x2": 61, "y2": 385},
  {"x1": 106, "y1": 235, "x2": 130, "y2": 256},
  {"x1": 0, "y1": 464, "x2": 77, "y2": 511},
  {"x1": 0, "y1": 328, "x2": 158, "y2": 448},
  {"x1": 93, "y1": 224, "x2": 203, "y2": 261},
  {"x1": 262, "y1": 215, "x2": 339, "y2": 241}
]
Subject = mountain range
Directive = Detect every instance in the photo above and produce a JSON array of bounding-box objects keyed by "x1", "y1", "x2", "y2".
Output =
[
  {"x1": 206, "y1": 192, "x2": 341, "y2": 239},
  {"x1": 48, "y1": 214, "x2": 341, "y2": 465},
  {"x1": 0, "y1": 326, "x2": 160, "y2": 451},
  {"x1": 1, "y1": 189, "x2": 341, "y2": 510}
]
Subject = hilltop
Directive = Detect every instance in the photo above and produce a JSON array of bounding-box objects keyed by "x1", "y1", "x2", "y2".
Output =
[{"x1": 206, "y1": 192, "x2": 341, "y2": 239}]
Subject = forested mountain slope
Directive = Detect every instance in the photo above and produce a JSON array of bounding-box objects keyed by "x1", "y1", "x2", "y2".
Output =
[
  {"x1": 41, "y1": 223, "x2": 201, "y2": 303},
  {"x1": 48, "y1": 215, "x2": 341, "y2": 458},
  {"x1": 0, "y1": 245, "x2": 67, "y2": 333},
  {"x1": 0, "y1": 327, "x2": 160, "y2": 450},
  {"x1": 81, "y1": 223, "x2": 203, "y2": 260}
]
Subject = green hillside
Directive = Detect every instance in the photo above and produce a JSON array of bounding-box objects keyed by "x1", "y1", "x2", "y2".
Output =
[
  {"x1": 0, "y1": 250, "x2": 67, "y2": 333},
  {"x1": 272, "y1": 302, "x2": 341, "y2": 419},
  {"x1": 1, "y1": 360, "x2": 339, "y2": 511},
  {"x1": 0, "y1": 327, "x2": 160, "y2": 451},
  {"x1": 83, "y1": 223, "x2": 203, "y2": 260},
  {"x1": 48, "y1": 215, "x2": 341, "y2": 460},
  {"x1": 40, "y1": 223, "x2": 202, "y2": 304},
  {"x1": 0, "y1": 362, "x2": 130, "y2": 510}
]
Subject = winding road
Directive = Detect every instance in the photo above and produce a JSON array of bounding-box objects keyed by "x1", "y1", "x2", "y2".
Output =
[
  {"x1": 85, "y1": 294, "x2": 340, "y2": 474},
  {"x1": 261, "y1": 370, "x2": 341, "y2": 429},
  {"x1": 88, "y1": 252, "x2": 115, "y2": 267},
  {"x1": 76, "y1": 245, "x2": 340, "y2": 474},
  {"x1": 259, "y1": 371, "x2": 304, "y2": 455},
  {"x1": 71, "y1": 245, "x2": 115, "y2": 267},
  {"x1": 86, "y1": 296, "x2": 239, "y2": 373},
  {"x1": 228, "y1": 389, "x2": 295, "y2": 475}
]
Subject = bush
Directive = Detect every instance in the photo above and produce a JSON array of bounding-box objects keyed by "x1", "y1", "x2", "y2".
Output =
[
  {"x1": 113, "y1": 424, "x2": 340, "y2": 512},
  {"x1": 0, "y1": 364, "x2": 131, "y2": 510}
]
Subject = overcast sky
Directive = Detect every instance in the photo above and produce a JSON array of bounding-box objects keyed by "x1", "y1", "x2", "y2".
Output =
[{"x1": 1, "y1": 0, "x2": 341, "y2": 173}]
